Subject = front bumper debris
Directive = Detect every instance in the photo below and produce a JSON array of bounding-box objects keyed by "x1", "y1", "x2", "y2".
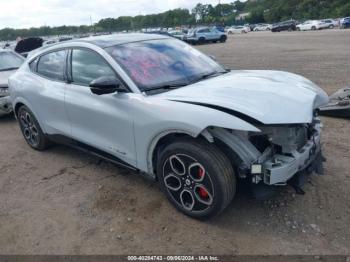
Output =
[
  {"x1": 319, "y1": 87, "x2": 350, "y2": 118},
  {"x1": 251, "y1": 123, "x2": 324, "y2": 186},
  {"x1": 263, "y1": 131, "x2": 322, "y2": 185}
]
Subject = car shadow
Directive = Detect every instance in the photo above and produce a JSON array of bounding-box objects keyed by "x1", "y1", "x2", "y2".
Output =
[
  {"x1": 34, "y1": 140, "x2": 298, "y2": 227},
  {"x1": 0, "y1": 113, "x2": 16, "y2": 123}
]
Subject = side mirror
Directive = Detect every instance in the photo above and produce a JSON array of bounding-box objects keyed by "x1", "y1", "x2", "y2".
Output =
[{"x1": 89, "y1": 76, "x2": 126, "y2": 95}]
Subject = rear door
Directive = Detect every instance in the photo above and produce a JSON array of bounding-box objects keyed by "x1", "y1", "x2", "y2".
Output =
[
  {"x1": 28, "y1": 49, "x2": 70, "y2": 135},
  {"x1": 197, "y1": 28, "x2": 210, "y2": 40},
  {"x1": 209, "y1": 28, "x2": 220, "y2": 40},
  {"x1": 64, "y1": 48, "x2": 136, "y2": 166}
]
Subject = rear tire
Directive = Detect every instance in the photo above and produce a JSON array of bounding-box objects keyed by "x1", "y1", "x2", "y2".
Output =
[
  {"x1": 17, "y1": 105, "x2": 50, "y2": 151},
  {"x1": 157, "y1": 138, "x2": 236, "y2": 219},
  {"x1": 198, "y1": 37, "x2": 206, "y2": 45}
]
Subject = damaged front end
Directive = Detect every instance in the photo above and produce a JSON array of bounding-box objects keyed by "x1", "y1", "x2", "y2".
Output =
[
  {"x1": 209, "y1": 117, "x2": 325, "y2": 196},
  {"x1": 251, "y1": 119, "x2": 324, "y2": 186}
]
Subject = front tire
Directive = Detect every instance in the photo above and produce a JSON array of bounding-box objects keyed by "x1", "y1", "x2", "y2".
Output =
[
  {"x1": 157, "y1": 138, "x2": 236, "y2": 219},
  {"x1": 17, "y1": 105, "x2": 50, "y2": 150},
  {"x1": 220, "y1": 35, "x2": 227, "y2": 43}
]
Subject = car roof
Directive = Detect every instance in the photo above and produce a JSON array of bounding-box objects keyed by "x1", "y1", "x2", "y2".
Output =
[
  {"x1": 71, "y1": 33, "x2": 170, "y2": 48},
  {"x1": 195, "y1": 27, "x2": 210, "y2": 30}
]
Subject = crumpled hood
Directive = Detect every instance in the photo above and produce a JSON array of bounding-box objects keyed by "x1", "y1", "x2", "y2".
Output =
[
  {"x1": 158, "y1": 70, "x2": 329, "y2": 124},
  {"x1": 0, "y1": 70, "x2": 16, "y2": 87}
]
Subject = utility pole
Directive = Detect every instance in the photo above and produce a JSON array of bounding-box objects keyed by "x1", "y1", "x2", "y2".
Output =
[{"x1": 90, "y1": 15, "x2": 95, "y2": 34}]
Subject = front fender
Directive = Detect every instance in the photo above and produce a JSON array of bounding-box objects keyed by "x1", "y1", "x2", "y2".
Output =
[{"x1": 131, "y1": 97, "x2": 260, "y2": 174}]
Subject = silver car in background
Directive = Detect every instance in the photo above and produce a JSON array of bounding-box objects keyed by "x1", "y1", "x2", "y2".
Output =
[
  {"x1": 185, "y1": 27, "x2": 227, "y2": 44},
  {"x1": 0, "y1": 49, "x2": 24, "y2": 116}
]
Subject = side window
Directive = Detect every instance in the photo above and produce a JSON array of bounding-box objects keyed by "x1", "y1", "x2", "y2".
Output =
[
  {"x1": 198, "y1": 29, "x2": 209, "y2": 33},
  {"x1": 37, "y1": 50, "x2": 66, "y2": 81},
  {"x1": 71, "y1": 49, "x2": 116, "y2": 86}
]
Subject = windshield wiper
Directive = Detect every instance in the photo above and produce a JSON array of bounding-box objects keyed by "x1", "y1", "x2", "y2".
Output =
[
  {"x1": 143, "y1": 82, "x2": 189, "y2": 92},
  {"x1": 0, "y1": 67, "x2": 19, "y2": 72}
]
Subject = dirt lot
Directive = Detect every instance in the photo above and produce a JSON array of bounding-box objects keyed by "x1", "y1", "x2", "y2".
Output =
[{"x1": 0, "y1": 30, "x2": 349, "y2": 255}]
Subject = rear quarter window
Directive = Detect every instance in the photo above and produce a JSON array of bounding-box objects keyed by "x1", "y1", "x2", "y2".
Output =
[{"x1": 37, "y1": 50, "x2": 67, "y2": 81}]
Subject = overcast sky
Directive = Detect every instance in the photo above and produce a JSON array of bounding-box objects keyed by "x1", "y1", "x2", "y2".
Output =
[{"x1": 0, "y1": 0, "x2": 235, "y2": 29}]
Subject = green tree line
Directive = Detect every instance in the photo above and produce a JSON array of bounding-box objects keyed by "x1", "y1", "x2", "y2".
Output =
[{"x1": 1, "y1": 0, "x2": 349, "y2": 41}]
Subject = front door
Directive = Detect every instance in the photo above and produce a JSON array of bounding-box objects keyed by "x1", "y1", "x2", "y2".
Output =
[{"x1": 64, "y1": 48, "x2": 136, "y2": 166}]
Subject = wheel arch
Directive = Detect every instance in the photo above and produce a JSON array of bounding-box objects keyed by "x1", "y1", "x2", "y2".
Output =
[
  {"x1": 147, "y1": 129, "x2": 205, "y2": 179},
  {"x1": 14, "y1": 102, "x2": 25, "y2": 117},
  {"x1": 147, "y1": 126, "x2": 261, "y2": 180},
  {"x1": 13, "y1": 98, "x2": 47, "y2": 133}
]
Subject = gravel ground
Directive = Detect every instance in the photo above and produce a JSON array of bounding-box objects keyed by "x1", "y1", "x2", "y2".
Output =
[{"x1": 0, "y1": 29, "x2": 349, "y2": 255}]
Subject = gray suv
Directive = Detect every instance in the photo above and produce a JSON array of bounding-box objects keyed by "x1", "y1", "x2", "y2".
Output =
[{"x1": 185, "y1": 27, "x2": 227, "y2": 44}]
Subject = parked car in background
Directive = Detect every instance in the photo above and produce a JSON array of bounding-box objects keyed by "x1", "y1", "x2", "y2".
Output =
[
  {"x1": 14, "y1": 37, "x2": 43, "y2": 57},
  {"x1": 227, "y1": 26, "x2": 249, "y2": 34},
  {"x1": 2, "y1": 41, "x2": 16, "y2": 50},
  {"x1": 320, "y1": 19, "x2": 337, "y2": 29},
  {"x1": 145, "y1": 31, "x2": 172, "y2": 37},
  {"x1": 341, "y1": 17, "x2": 350, "y2": 29},
  {"x1": 340, "y1": 17, "x2": 349, "y2": 26},
  {"x1": 185, "y1": 27, "x2": 227, "y2": 44},
  {"x1": 213, "y1": 25, "x2": 225, "y2": 32},
  {"x1": 0, "y1": 49, "x2": 24, "y2": 116},
  {"x1": 296, "y1": 20, "x2": 325, "y2": 31},
  {"x1": 43, "y1": 39, "x2": 58, "y2": 46},
  {"x1": 168, "y1": 30, "x2": 186, "y2": 40},
  {"x1": 271, "y1": 20, "x2": 297, "y2": 32},
  {"x1": 253, "y1": 24, "x2": 271, "y2": 31},
  {"x1": 9, "y1": 34, "x2": 329, "y2": 219},
  {"x1": 246, "y1": 24, "x2": 253, "y2": 31}
]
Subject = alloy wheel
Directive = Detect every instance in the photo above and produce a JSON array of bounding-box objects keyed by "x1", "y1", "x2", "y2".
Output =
[
  {"x1": 19, "y1": 109, "x2": 40, "y2": 147},
  {"x1": 162, "y1": 154, "x2": 214, "y2": 212}
]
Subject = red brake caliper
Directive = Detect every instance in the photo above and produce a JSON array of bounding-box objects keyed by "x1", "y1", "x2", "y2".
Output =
[
  {"x1": 199, "y1": 187, "x2": 209, "y2": 198},
  {"x1": 198, "y1": 167, "x2": 208, "y2": 198}
]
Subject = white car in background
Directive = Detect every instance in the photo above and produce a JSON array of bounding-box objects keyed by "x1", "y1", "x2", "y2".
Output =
[
  {"x1": 227, "y1": 26, "x2": 249, "y2": 34},
  {"x1": 0, "y1": 49, "x2": 25, "y2": 116},
  {"x1": 253, "y1": 24, "x2": 271, "y2": 31},
  {"x1": 296, "y1": 20, "x2": 326, "y2": 31}
]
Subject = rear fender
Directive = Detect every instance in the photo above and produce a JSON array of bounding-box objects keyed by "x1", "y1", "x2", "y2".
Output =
[{"x1": 12, "y1": 97, "x2": 48, "y2": 133}]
